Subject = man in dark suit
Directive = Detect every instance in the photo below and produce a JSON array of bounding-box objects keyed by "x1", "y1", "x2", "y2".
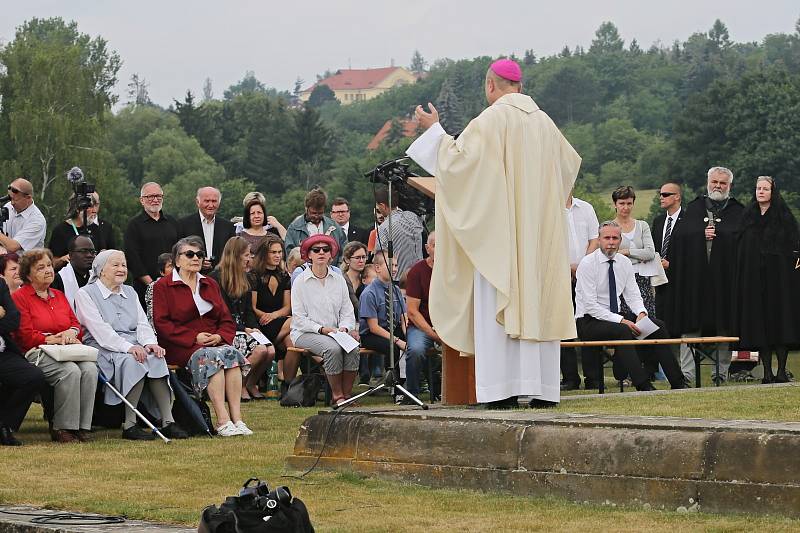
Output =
[
  {"x1": 177, "y1": 186, "x2": 235, "y2": 272},
  {"x1": 331, "y1": 197, "x2": 370, "y2": 245}
]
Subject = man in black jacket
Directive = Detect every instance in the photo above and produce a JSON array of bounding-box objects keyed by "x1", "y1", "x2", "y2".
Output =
[
  {"x1": 177, "y1": 186, "x2": 235, "y2": 272},
  {"x1": 331, "y1": 197, "x2": 370, "y2": 245}
]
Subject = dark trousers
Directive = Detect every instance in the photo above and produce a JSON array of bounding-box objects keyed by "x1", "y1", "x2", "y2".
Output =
[
  {"x1": 0, "y1": 352, "x2": 46, "y2": 430},
  {"x1": 576, "y1": 315, "x2": 684, "y2": 389},
  {"x1": 360, "y1": 327, "x2": 406, "y2": 379},
  {"x1": 561, "y1": 279, "x2": 580, "y2": 384}
]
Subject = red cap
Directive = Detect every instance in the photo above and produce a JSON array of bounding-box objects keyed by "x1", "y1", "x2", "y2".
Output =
[{"x1": 300, "y1": 234, "x2": 339, "y2": 261}]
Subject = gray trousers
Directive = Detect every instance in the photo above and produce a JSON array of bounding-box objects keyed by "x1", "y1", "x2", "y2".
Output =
[
  {"x1": 294, "y1": 333, "x2": 359, "y2": 375},
  {"x1": 27, "y1": 351, "x2": 98, "y2": 431},
  {"x1": 679, "y1": 334, "x2": 731, "y2": 382}
]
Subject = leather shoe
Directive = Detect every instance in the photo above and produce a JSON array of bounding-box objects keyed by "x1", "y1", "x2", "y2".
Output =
[
  {"x1": 122, "y1": 426, "x2": 156, "y2": 441},
  {"x1": 0, "y1": 425, "x2": 22, "y2": 446},
  {"x1": 76, "y1": 430, "x2": 92, "y2": 443},
  {"x1": 528, "y1": 399, "x2": 558, "y2": 409},
  {"x1": 636, "y1": 381, "x2": 656, "y2": 392},
  {"x1": 485, "y1": 396, "x2": 519, "y2": 410},
  {"x1": 161, "y1": 423, "x2": 189, "y2": 439},
  {"x1": 560, "y1": 381, "x2": 580, "y2": 391},
  {"x1": 583, "y1": 380, "x2": 598, "y2": 390},
  {"x1": 51, "y1": 429, "x2": 79, "y2": 444}
]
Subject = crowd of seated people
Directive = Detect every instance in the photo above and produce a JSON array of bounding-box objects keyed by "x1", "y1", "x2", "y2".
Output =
[{"x1": 2, "y1": 167, "x2": 797, "y2": 446}]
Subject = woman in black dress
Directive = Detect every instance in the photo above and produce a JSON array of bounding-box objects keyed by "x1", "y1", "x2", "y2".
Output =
[{"x1": 734, "y1": 176, "x2": 800, "y2": 383}]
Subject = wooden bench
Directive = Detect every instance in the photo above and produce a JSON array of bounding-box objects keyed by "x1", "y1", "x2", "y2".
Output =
[{"x1": 561, "y1": 336, "x2": 739, "y2": 393}]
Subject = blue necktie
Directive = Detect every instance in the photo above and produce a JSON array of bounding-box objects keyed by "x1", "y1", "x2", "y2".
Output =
[{"x1": 608, "y1": 259, "x2": 618, "y2": 313}]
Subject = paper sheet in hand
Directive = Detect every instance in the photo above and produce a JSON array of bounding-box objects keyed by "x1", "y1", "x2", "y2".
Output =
[
  {"x1": 406, "y1": 122, "x2": 446, "y2": 175},
  {"x1": 247, "y1": 330, "x2": 273, "y2": 345},
  {"x1": 328, "y1": 331, "x2": 359, "y2": 352},
  {"x1": 635, "y1": 316, "x2": 660, "y2": 340}
]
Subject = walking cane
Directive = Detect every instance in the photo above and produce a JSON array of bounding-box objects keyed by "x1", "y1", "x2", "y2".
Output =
[{"x1": 98, "y1": 371, "x2": 171, "y2": 444}]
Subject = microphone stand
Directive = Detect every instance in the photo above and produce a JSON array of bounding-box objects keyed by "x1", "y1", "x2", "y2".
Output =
[{"x1": 335, "y1": 175, "x2": 427, "y2": 411}]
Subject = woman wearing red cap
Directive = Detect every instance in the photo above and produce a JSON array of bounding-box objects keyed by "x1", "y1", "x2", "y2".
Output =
[{"x1": 290, "y1": 234, "x2": 359, "y2": 405}]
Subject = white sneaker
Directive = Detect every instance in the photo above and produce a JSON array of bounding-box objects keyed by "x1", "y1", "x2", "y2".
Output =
[
  {"x1": 234, "y1": 420, "x2": 254, "y2": 435},
  {"x1": 216, "y1": 421, "x2": 242, "y2": 437}
]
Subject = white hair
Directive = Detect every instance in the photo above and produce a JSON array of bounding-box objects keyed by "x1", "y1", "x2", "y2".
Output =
[
  {"x1": 196, "y1": 186, "x2": 222, "y2": 201},
  {"x1": 707, "y1": 166, "x2": 734, "y2": 183},
  {"x1": 140, "y1": 181, "x2": 162, "y2": 196}
]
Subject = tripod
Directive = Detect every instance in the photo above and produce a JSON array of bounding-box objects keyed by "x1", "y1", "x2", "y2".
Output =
[{"x1": 334, "y1": 175, "x2": 427, "y2": 411}]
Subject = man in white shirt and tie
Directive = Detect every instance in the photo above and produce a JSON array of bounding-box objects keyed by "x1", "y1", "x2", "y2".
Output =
[{"x1": 574, "y1": 221, "x2": 686, "y2": 391}]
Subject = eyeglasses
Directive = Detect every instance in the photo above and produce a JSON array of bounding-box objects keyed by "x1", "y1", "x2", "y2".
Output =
[
  {"x1": 331, "y1": 209, "x2": 349, "y2": 214},
  {"x1": 7, "y1": 185, "x2": 29, "y2": 197},
  {"x1": 309, "y1": 246, "x2": 331, "y2": 254},
  {"x1": 180, "y1": 250, "x2": 206, "y2": 259},
  {"x1": 74, "y1": 248, "x2": 97, "y2": 255},
  {"x1": 659, "y1": 192, "x2": 678, "y2": 198},
  {"x1": 350, "y1": 254, "x2": 367, "y2": 261},
  {"x1": 141, "y1": 194, "x2": 164, "y2": 201}
]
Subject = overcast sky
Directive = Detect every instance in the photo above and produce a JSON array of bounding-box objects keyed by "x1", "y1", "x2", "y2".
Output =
[{"x1": 1, "y1": 1, "x2": 798, "y2": 107}]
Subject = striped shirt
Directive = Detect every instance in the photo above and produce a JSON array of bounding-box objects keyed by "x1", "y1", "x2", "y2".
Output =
[{"x1": 375, "y1": 209, "x2": 424, "y2": 276}]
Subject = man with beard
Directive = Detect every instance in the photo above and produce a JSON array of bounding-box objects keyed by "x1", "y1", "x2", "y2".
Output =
[
  {"x1": 659, "y1": 167, "x2": 744, "y2": 384},
  {"x1": 51, "y1": 235, "x2": 96, "y2": 309},
  {"x1": 574, "y1": 222, "x2": 685, "y2": 391}
]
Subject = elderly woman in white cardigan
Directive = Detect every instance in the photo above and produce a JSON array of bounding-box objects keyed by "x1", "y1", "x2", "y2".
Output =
[{"x1": 75, "y1": 250, "x2": 188, "y2": 441}]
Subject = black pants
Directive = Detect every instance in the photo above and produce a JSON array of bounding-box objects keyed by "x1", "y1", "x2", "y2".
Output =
[
  {"x1": 0, "y1": 352, "x2": 46, "y2": 430},
  {"x1": 576, "y1": 315, "x2": 684, "y2": 389},
  {"x1": 561, "y1": 279, "x2": 580, "y2": 384},
  {"x1": 360, "y1": 327, "x2": 406, "y2": 378}
]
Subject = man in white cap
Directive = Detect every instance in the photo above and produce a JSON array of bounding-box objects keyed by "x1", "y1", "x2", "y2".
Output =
[{"x1": 408, "y1": 58, "x2": 581, "y2": 408}]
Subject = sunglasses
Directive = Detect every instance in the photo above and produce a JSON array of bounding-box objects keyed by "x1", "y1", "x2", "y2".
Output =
[
  {"x1": 7, "y1": 185, "x2": 29, "y2": 196},
  {"x1": 309, "y1": 246, "x2": 331, "y2": 254},
  {"x1": 659, "y1": 192, "x2": 677, "y2": 198},
  {"x1": 180, "y1": 250, "x2": 206, "y2": 259}
]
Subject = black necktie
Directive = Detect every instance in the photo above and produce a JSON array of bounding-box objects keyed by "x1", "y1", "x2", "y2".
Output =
[
  {"x1": 608, "y1": 259, "x2": 618, "y2": 313},
  {"x1": 662, "y1": 216, "x2": 673, "y2": 258}
]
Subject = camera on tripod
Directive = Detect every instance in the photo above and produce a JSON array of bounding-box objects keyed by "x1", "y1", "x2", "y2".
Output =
[
  {"x1": 66, "y1": 166, "x2": 96, "y2": 215},
  {"x1": 365, "y1": 158, "x2": 434, "y2": 218}
]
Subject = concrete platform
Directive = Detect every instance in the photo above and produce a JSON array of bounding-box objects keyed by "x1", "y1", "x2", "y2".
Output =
[
  {"x1": 0, "y1": 506, "x2": 193, "y2": 533},
  {"x1": 287, "y1": 403, "x2": 800, "y2": 517}
]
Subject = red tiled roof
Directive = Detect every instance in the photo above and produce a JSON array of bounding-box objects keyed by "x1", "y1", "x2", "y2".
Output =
[
  {"x1": 367, "y1": 118, "x2": 420, "y2": 150},
  {"x1": 304, "y1": 67, "x2": 403, "y2": 92}
]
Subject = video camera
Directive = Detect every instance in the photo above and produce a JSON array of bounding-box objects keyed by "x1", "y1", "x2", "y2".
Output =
[
  {"x1": 365, "y1": 157, "x2": 434, "y2": 218},
  {"x1": 66, "y1": 166, "x2": 96, "y2": 218}
]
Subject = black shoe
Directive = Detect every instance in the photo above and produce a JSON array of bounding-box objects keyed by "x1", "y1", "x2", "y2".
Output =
[
  {"x1": 528, "y1": 399, "x2": 558, "y2": 409},
  {"x1": 636, "y1": 382, "x2": 656, "y2": 392},
  {"x1": 161, "y1": 423, "x2": 189, "y2": 439},
  {"x1": 485, "y1": 396, "x2": 519, "y2": 410},
  {"x1": 0, "y1": 425, "x2": 22, "y2": 446},
  {"x1": 583, "y1": 381, "x2": 598, "y2": 390},
  {"x1": 560, "y1": 381, "x2": 580, "y2": 391},
  {"x1": 122, "y1": 426, "x2": 156, "y2": 441}
]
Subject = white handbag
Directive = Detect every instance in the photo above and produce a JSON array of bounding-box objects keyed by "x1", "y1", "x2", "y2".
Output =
[{"x1": 37, "y1": 344, "x2": 99, "y2": 363}]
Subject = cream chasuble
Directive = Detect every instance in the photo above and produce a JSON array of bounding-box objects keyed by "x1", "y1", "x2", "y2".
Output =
[{"x1": 407, "y1": 93, "x2": 581, "y2": 403}]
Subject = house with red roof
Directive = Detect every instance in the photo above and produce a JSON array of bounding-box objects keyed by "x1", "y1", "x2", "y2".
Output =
[
  {"x1": 299, "y1": 66, "x2": 417, "y2": 105},
  {"x1": 367, "y1": 118, "x2": 420, "y2": 150}
]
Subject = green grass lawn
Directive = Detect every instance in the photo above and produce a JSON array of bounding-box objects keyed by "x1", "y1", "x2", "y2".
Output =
[{"x1": 2, "y1": 385, "x2": 800, "y2": 531}]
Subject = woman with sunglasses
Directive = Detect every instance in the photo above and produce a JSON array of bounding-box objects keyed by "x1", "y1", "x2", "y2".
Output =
[
  {"x1": 290, "y1": 235, "x2": 359, "y2": 406},
  {"x1": 153, "y1": 236, "x2": 252, "y2": 437}
]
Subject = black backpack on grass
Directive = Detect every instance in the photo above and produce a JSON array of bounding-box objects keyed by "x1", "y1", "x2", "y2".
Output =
[{"x1": 198, "y1": 478, "x2": 314, "y2": 533}]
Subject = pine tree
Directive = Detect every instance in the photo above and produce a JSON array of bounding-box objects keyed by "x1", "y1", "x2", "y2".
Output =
[
  {"x1": 202, "y1": 78, "x2": 213, "y2": 101},
  {"x1": 523, "y1": 49, "x2": 537, "y2": 65},
  {"x1": 436, "y1": 77, "x2": 465, "y2": 134},
  {"x1": 409, "y1": 50, "x2": 427, "y2": 74}
]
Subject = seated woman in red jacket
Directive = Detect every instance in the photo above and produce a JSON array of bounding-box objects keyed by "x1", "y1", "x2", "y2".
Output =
[
  {"x1": 11, "y1": 248, "x2": 97, "y2": 444},
  {"x1": 153, "y1": 236, "x2": 251, "y2": 437}
]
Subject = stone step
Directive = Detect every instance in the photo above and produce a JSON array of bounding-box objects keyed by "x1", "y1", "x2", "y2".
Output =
[{"x1": 0, "y1": 506, "x2": 194, "y2": 533}]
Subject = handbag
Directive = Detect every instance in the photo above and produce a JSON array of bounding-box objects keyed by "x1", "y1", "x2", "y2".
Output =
[
  {"x1": 279, "y1": 374, "x2": 323, "y2": 407},
  {"x1": 38, "y1": 344, "x2": 99, "y2": 362}
]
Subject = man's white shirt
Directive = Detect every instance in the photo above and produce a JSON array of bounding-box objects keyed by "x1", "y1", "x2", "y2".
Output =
[
  {"x1": 4, "y1": 202, "x2": 46, "y2": 251},
  {"x1": 566, "y1": 197, "x2": 599, "y2": 265},
  {"x1": 574, "y1": 248, "x2": 646, "y2": 323}
]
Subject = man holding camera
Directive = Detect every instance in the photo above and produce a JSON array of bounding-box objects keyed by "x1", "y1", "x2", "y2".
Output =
[{"x1": 0, "y1": 178, "x2": 46, "y2": 253}]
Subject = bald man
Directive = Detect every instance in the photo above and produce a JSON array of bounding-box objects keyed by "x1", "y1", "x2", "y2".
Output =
[
  {"x1": 1, "y1": 178, "x2": 46, "y2": 253},
  {"x1": 177, "y1": 186, "x2": 235, "y2": 272},
  {"x1": 408, "y1": 59, "x2": 580, "y2": 408}
]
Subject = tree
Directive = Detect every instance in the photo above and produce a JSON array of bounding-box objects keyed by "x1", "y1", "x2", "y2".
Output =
[
  {"x1": 127, "y1": 73, "x2": 151, "y2": 107},
  {"x1": 307, "y1": 84, "x2": 337, "y2": 108},
  {"x1": 224, "y1": 71, "x2": 267, "y2": 100},
  {"x1": 590, "y1": 22, "x2": 625, "y2": 54},
  {"x1": 708, "y1": 19, "x2": 731, "y2": 51},
  {"x1": 523, "y1": 49, "x2": 537, "y2": 65},
  {"x1": 385, "y1": 118, "x2": 406, "y2": 145},
  {"x1": 436, "y1": 77, "x2": 465, "y2": 134},
  {"x1": 202, "y1": 77, "x2": 213, "y2": 101},
  {"x1": 409, "y1": 50, "x2": 427, "y2": 74},
  {"x1": 293, "y1": 77, "x2": 304, "y2": 97},
  {"x1": 0, "y1": 17, "x2": 121, "y2": 215}
]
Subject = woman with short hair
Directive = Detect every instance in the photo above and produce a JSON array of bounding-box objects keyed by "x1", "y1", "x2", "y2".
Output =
[
  {"x1": 153, "y1": 236, "x2": 252, "y2": 437},
  {"x1": 0, "y1": 253, "x2": 22, "y2": 293},
  {"x1": 12, "y1": 248, "x2": 97, "y2": 444}
]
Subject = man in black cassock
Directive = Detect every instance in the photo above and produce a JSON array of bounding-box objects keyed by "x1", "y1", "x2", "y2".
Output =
[{"x1": 657, "y1": 167, "x2": 744, "y2": 384}]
